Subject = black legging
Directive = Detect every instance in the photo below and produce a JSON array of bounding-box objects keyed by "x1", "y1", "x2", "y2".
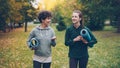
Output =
[
  {"x1": 69, "y1": 57, "x2": 88, "y2": 68},
  {"x1": 33, "y1": 61, "x2": 51, "y2": 68}
]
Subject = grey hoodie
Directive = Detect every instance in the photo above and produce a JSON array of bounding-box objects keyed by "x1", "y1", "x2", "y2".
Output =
[{"x1": 27, "y1": 25, "x2": 56, "y2": 57}]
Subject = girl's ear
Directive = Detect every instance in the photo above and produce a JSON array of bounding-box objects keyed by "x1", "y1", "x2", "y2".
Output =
[
  {"x1": 41, "y1": 19, "x2": 44, "y2": 23},
  {"x1": 79, "y1": 18, "x2": 82, "y2": 21}
]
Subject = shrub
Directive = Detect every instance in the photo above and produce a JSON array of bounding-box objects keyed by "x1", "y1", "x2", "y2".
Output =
[{"x1": 56, "y1": 20, "x2": 66, "y2": 31}]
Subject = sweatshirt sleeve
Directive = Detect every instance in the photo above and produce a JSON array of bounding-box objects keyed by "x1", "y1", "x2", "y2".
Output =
[
  {"x1": 26, "y1": 30, "x2": 35, "y2": 48},
  {"x1": 64, "y1": 28, "x2": 74, "y2": 46},
  {"x1": 85, "y1": 28, "x2": 97, "y2": 47}
]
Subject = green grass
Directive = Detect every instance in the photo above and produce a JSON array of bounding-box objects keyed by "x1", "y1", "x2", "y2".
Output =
[{"x1": 0, "y1": 25, "x2": 120, "y2": 68}]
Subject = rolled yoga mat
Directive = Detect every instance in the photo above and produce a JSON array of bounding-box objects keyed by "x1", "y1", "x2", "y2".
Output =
[
  {"x1": 29, "y1": 38, "x2": 40, "y2": 49},
  {"x1": 80, "y1": 29, "x2": 91, "y2": 41}
]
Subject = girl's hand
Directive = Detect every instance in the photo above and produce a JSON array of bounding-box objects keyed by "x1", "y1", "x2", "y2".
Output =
[
  {"x1": 73, "y1": 36, "x2": 88, "y2": 44},
  {"x1": 73, "y1": 36, "x2": 83, "y2": 42},
  {"x1": 81, "y1": 37, "x2": 88, "y2": 44},
  {"x1": 51, "y1": 36, "x2": 56, "y2": 40}
]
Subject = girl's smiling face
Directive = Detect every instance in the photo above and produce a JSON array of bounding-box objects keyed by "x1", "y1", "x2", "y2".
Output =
[
  {"x1": 72, "y1": 12, "x2": 81, "y2": 24},
  {"x1": 42, "y1": 17, "x2": 51, "y2": 27}
]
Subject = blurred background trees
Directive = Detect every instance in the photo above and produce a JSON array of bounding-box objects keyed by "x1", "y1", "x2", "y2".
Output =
[
  {"x1": 52, "y1": 0, "x2": 120, "y2": 32},
  {"x1": 0, "y1": 0, "x2": 10, "y2": 32},
  {"x1": 0, "y1": 0, "x2": 120, "y2": 32},
  {"x1": 0, "y1": 0, "x2": 37, "y2": 32}
]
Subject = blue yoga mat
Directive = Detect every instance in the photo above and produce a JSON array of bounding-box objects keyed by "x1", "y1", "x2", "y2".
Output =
[
  {"x1": 29, "y1": 38, "x2": 40, "y2": 49},
  {"x1": 80, "y1": 29, "x2": 91, "y2": 41}
]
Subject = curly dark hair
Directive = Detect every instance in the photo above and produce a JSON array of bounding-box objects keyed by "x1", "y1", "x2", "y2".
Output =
[{"x1": 38, "y1": 10, "x2": 52, "y2": 23}]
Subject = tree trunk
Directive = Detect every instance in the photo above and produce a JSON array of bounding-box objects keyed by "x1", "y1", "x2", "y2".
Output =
[
  {"x1": 117, "y1": 17, "x2": 120, "y2": 33},
  {"x1": 10, "y1": 22, "x2": 13, "y2": 30},
  {"x1": 25, "y1": 21, "x2": 27, "y2": 32}
]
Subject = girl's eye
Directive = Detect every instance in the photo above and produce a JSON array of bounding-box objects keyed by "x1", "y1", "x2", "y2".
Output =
[
  {"x1": 75, "y1": 16, "x2": 77, "y2": 18},
  {"x1": 47, "y1": 17, "x2": 51, "y2": 19}
]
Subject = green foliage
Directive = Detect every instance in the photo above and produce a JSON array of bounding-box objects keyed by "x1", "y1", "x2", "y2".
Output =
[
  {"x1": 52, "y1": 0, "x2": 120, "y2": 31},
  {"x1": 80, "y1": 0, "x2": 120, "y2": 31},
  {"x1": 56, "y1": 16, "x2": 66, "y2": 31},
  {"x1": 110, "y1": 21, "x2": 117, "y2": 28},
  {"x1": 80, "y1": 0, "x2": 106, "y2": 30},
  {"x1": 0, "y1": 0, "x2": 10, "y2": 19},
  {"x1": 52, "y1": 6, "x2": 66, "y2": 31},
  {"x1": 0, "y1": 0, "x2": 10, "y2": 31},
  {"x1": 34, "y1": 22, "x2": 40, "y2": 24},
  {"x1": 55, "y1": 15, "x2": 66, "y2": 31},
  {"x1": 15, "y1": 0, "x2": 21, "y2": 2},
  {"x1": 15, "y1": 0, "x2": 30, "y2": 2},
  {"x1": 52, "y1": 0, "x2": 107, "y2": 30},
  {"x1": 19, "y1": 4, "x2": 36, "y2": 22},
  {"x1": 85, "y1": 17, "x2": 105, "y2": 31},
  {"x1": 56, "y1": 21, "x2": 66, "y2": 31}
]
